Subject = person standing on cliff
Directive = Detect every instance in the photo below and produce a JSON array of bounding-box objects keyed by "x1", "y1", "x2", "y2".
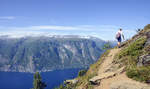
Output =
[{"x1": 116, "y1": 28, "x2": 124, "y2": 48}]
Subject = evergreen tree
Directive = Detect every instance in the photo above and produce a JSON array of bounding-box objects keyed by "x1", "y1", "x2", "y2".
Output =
[{"x1": 31, "y1": 72, "x2": 46, "y2": 89}]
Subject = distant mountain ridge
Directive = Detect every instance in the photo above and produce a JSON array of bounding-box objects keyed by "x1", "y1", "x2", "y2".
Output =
[{"x1": 0, "y1": 35, "x2": 111, "y2": 73}]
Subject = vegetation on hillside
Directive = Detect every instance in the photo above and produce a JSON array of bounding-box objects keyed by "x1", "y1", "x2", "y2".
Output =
[
  {"x1": 78, "y1": 69, "x2": 87, "y2": 77},
  {"x1": 115, "y1": 36, "x2": 146, "y2": 66},
  {"x1": 102, "y1": 41, "x2": 112, "y2": 50},
  {"x1": 114, "y1": 24, "x2": 150, "y2": 82}
]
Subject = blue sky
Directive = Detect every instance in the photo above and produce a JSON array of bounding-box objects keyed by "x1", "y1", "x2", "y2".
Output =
[{"x1": 0, "y1": 0, "x2": 150, "y2": 40}]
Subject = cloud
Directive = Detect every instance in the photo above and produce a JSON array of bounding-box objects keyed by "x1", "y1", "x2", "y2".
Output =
[
  {"x1": 29, "y1": 25, "x2": 80, "y2": 30},
  {"x1": 0, "y1": 25, "x2": 90, "y2": 31},
  {"x1": 0, "y1": 25, "x2": 119, "y2": 31},
  {"x1": 0, "y1": 16, "x2": 15, "y2": 20},
  {"x1": 0, "y1": 25, "x2": 136, "y2": 35},
  {"x1": 0, "y1": 25, "x2": 136, "y2": 40}
]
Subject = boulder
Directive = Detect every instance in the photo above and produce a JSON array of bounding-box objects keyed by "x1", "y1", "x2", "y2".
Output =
[
  {"x1": 65, "y1": 79, "x2": 78, "y2": 84},
  {"x1": 89, "y1": 67, "x2": 125, "y2": 85},
  {"x1": 137, "y1": 54, "x2": 150, "y2": 66}
]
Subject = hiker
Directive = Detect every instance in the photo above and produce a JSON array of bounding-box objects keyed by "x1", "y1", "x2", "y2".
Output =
[{"x1": 116, "y1": 28, "x2": 124, "y2": 48}]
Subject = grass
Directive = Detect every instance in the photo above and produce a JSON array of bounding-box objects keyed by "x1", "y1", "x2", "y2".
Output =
[
  {"x1": 115, "y1": 36, "x2": 146, "y2": 66},
  {"x1": 114, "y1": 36, "x2": 150, "y2": 82},
  {"x1": 126, "y1": 66, "x2": 150, "y2": 82}
]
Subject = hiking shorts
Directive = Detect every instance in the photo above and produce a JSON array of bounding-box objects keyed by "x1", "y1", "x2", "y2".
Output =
[{"x1": 117, "y1": 36, "x2": 121, "y2": 42}]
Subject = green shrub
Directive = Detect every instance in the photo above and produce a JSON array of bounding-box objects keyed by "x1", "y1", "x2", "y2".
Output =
[
  {"x1": 126, "y1": 66, "x2": 150, "y2": 82},
  {"x1": 103, "y1": 42, "x2": 112, "y2": 50},
  {"x1": 78, "y1": 69, "x2": 87, "y2": 77}
]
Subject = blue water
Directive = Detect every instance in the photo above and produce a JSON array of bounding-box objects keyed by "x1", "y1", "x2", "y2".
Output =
[{"x1": 0, "y1": 68, "x2": 81, "y2": 89}]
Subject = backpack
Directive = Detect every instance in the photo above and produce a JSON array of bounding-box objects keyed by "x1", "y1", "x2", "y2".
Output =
[{"x1": 116, "y1": 32, "x2": 121, "y2": 39}]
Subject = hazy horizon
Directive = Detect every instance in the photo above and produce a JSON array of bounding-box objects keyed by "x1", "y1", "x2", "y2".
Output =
[{"x1": 0, "y1": 0, "x2": 150, "y2": 40}]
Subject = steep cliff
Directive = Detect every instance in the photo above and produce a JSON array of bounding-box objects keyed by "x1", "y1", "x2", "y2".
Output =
[
  {"x1": 56, "y1": 24, "x2": 150, "y2": 89},
  {"x1": 0, "y1": 36, "x2": 107, "y2": 73}
]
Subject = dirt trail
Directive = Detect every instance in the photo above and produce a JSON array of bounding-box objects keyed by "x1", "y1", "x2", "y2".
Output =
[
  {"x1": 94, "y1": 48, "x2": 150, "y2": 89},
  {"x1": 95, "y1": 72, "x2": 150, "y2": 89},
  {"x1": 98, "y1": 48, "x2": 120, "y2": 74}
]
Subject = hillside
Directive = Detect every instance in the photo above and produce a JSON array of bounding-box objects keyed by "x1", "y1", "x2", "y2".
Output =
[
  {"x1": 0, "y1": 36, "x2": 108, "y2": 73},
  {"x1": 55, "y1": 24, "x2": 150, "y2": 89}
]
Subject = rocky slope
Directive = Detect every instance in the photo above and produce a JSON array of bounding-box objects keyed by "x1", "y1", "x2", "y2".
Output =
[
  {"x1": 56, "y1": 24, "x2": 150, "y2": 89},
  {"x1": 0, "y1": 36, "x2": 108, "y2": 73}
]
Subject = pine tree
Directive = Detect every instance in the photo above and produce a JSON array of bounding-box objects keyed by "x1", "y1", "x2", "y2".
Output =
[{"x1": 31, "y1": 72, "x2": 46, "y2": 89}]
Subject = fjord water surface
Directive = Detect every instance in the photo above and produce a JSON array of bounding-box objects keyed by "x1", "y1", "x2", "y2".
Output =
[{"x1": 0, "y1": 68, "x2": 81, "y2": 89}]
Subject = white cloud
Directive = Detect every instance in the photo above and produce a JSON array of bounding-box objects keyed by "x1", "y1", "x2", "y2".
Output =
[
  {"x1": 0, "y1": 25, "x2": 81, "y2": 31},
  {"x1": 0, "y1": 25, "x2": 136, "y2": 35},
  {"x1": 0, "y1": 25, "x2": 119, "y2": 31},
  {"x1": 0, "y1": 25, "x2": 136, "y2": 40},
  {"x1": 29, "y1": 25, "x2": 80, "y2": 30},
  {"x1": 0, "y1": 16, "x2": 15, "y2": 20}
]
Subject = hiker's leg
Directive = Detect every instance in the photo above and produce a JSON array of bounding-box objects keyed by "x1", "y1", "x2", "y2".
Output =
[
  {"x1": 118, "y1": 42, "x2": 121, "y2": 48},
  {"x1": 118, "y1": 37, "x2": 121, "y2": 48},
  {"x1": 117, "y1": 42, "x2": 120, "y2": 48}
]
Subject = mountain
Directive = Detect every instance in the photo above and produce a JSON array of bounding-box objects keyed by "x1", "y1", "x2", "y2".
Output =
[
  {"x1": 0, "y1": 35, "x2": 108, "y2": 73},
  {"x1": 55, "y1": 24, "x2": 150, "y2": 89}
]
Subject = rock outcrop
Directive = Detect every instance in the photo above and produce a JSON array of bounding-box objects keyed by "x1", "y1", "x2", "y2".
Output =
[{"x1": 138, "y1": 54, "x2": 150, "y2": 66}]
